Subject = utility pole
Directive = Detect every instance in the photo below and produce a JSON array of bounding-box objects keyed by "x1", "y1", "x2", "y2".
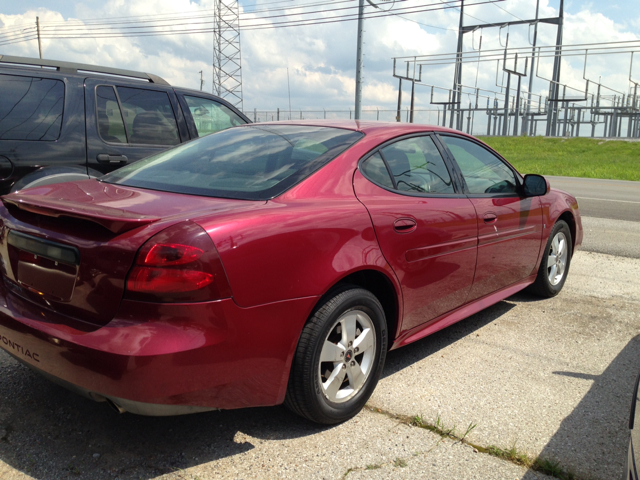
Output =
[
  {"x1": 354, "y1": 0, "x2": 365, "y2": 120},
  {"x1": 450, "y1": 0, "x2": 465, "y2": 130},
  {"x1": 36, "y1": 17, "x2": 43, "y2": 59},
  {"x1": 199, "y1": 70, "x2": 204, "y2": 91},
  {"x1": 522, "y1": 0, "x2": 540, "y2": 136},
  {"x1": 287, "y1": 67, "x2": 292, "y2": 121},
  {"x1": 546, "y1": 0, "x2": 564, "y2": 136}
]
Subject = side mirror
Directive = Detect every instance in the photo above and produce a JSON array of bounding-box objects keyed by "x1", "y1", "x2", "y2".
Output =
[{"x1": 523, "y1": 174, "x2": 549, "y2": 197}]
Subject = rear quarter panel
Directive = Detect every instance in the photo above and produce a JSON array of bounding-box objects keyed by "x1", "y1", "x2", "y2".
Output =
[{"x1": 195, "y1": 144, "x2": 401, "y2": 309}]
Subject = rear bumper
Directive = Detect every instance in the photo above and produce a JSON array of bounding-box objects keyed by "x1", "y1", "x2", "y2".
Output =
[{"x1": 0, "y1": 284, "x2": 318, "y2": 413}]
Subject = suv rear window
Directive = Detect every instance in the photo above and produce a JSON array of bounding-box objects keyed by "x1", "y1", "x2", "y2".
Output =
[
  {"x1": 101, "y1": 125, "x2": 363, "y2": 200},
  {"x1": 0, "y1": 74, "x2": 64, "y2": 141}
]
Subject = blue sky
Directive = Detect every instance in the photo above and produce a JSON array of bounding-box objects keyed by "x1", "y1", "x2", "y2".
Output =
[{"x1": 1, "y1": 0, "x2": 639, "y2": 118}]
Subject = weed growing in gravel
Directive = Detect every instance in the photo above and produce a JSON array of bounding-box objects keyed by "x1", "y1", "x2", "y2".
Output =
[
  {"x1": 369, "y1": 406, "x2": 581, "y2": 480},
  {"x1": 365, "y1": 464, "x2": 381, "y2": 470},
  {"x1": 412, "y1": 413, "x2": 476, "y2": 443},
  {"x1": 461, "y1": 421, "x2": 477, "y2": 441},
  {"x1": 487, "y1": 444, "x2": 577, "y2": 480},
  {"x1": 393, "y1": 458, "x2": 407, "y2": 468},
  {"x1": 534, "y1": 458, "x2": 576, "y2": 480}
]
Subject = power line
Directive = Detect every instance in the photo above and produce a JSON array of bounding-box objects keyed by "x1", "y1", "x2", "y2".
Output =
[
  {"x1": 0, "y1": 0, "x2": 506, "y2": 46},
  {"x1": 1, "y1": 0, "x2": 469, "y2": 30},
  {"x1": 0, "y1": 0, "x2": 502, "y2": 45},
  {"x1": 489, "y1": 1, "x2": 523, "y2": 21},
  {"x1": 437, "y1": 0, "x2": 489, "y2": 24}
]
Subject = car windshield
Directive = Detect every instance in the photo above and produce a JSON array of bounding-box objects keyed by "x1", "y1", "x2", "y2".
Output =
[{"x1": 101, "y1": 124, "x2": 363, "y2": 200}]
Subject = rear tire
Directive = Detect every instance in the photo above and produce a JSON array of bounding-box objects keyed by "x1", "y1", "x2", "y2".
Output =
[
  {"x1": 528, "y1": 220, "x2": 572, "y2": 298},
  {"x1": 284, "y1": 286, "x2": 387, "y2": 424}
]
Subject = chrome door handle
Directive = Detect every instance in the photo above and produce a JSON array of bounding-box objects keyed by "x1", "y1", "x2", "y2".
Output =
[{"x1": 97, "y1": 154, "x2": 128, "y2": 164}]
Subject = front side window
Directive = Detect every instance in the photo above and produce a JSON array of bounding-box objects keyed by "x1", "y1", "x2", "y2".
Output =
[
  {"x1": 0, "y1": 74, "x2": 64, "y2": 141},
  {"x1": 101, "y1": 125, "x2": 363, "y2": 200},
  {"x1": 440, "y1": 136, "x2": 517, "y2": 195},
  {"x1": 380, "y1": 136, "x2": 454, "y2": 194},
  {"x1": 184, "y1": 95, "x2": 245, "y2": 137}
]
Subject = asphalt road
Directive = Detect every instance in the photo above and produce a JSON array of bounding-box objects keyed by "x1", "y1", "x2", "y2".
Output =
[
  {"x1": 548, "y1": 176, "x2": 640, "y2": 223},
  {"x1": 548, "y1": 176, "x2": 640, "y2": 258}
]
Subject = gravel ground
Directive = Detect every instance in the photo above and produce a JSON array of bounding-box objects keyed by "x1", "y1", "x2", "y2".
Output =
[{"x1": 0, "y1": 249, "x2": 638, "y2": 480}]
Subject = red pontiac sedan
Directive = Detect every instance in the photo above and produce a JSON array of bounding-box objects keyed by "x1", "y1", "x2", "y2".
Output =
[{"x1": 0, "y1": 121, "x2": 582, "y2": 424}]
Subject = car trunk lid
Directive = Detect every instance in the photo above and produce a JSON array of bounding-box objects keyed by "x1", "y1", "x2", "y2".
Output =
[{"x1": 0, "y1": 179, "x2": 261, "y2": 327}]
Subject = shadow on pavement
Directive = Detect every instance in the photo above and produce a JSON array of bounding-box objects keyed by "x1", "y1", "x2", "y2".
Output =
[
  {"x1": 0, "y1": 355, "x2": 328, "y2": 479},
  {"x1": 0, "y1": 298, "x2": 518, "y2": 479},
  {"x1": 382, "y1": 299, "x2": 516, "y2": 379},
  {"x1": 4, "y1": 294, "x2": 624, "y2": 479},
  {"x1": 529, "y1": 334, "x2": 640, "y2": 480}
]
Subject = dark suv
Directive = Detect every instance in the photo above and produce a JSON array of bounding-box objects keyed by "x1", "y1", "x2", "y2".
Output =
[{"x1": 0, "y1": 55, "x2": 250, "y2": 194}]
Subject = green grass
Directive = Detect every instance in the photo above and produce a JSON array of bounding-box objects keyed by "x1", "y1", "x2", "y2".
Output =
[
  {"x1": 393, "y1": 458, "x2": 408, "y2": 468},
  {"x1": 477, "y1": 136, "x2": 640, "y2": 181}
]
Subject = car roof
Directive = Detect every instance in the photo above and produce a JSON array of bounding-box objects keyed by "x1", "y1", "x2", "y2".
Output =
[
  {"x1": 247, "y1": 119, "x2": 468, "y2": 137},
  {"x1": 0, "y1": 54, "x2": 169, "y2": 86}
]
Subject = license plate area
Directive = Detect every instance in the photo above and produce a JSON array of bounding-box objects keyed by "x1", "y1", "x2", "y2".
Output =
[{"x1": 7, "y1": 231, "x2": 80, "y2": 302}]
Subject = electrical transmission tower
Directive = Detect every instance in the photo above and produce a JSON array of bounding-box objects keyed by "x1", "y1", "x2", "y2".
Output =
[{"x1": 213, "y1": 0, "x2": 243, "y2": 110}]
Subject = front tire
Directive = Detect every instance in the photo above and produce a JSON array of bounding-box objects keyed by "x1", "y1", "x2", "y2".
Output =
[
  {"x1": 285, "y1": 286, "x2": 388, "y2": 424},
  {"x1": 528, "y1": 220, "x2": 572, "y2": 297}
]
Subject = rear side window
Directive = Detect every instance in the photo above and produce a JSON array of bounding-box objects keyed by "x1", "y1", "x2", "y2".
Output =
[
  {"x1": 361, "y1": 153, "x2": 393, "y2": 189},
  {"x1": 101, "y1": 125, "x2": 363, "y2": 200},
  {"x1": 96, "y1": 86, "x2": 127, "y2": 143},
  {"x1": 184, "y1": 95, "x2": 245, "y2": 136},
  {"x1": 95, "y1": 86, "x2": 180, "y2": 146},
  {"x1": 0, "y1": 74, "x2": 64, "y2": 141},
  {"x1": 381, "y1": 136, "x2": 454, "y2": 194},
  {"x1": 118, "y1": 87, "x2": 179, "y2": 146}
]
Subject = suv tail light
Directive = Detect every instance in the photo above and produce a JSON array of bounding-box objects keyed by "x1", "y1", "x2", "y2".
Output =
[{"x1": 125, "y1": 221, "x2": 232, "y2": 303}]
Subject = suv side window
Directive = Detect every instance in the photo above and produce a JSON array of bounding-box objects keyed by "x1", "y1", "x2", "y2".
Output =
[
  {"x1": 96, "y1": 86, "x2": 126, "y2": 144},
  {"x1": 380, "y1": 136, "x2": 455, "y2": 194},
  {"x1": 115, "y1": 86, "x2": 181, "y2": 146},
  {"x1": 184, "y1": 95, "x2": 244, "y2": 137},
  {"x1": 440, "y1": 135, "x2": 518, "y2": 195},
  {"x1": 0, "y1": 74, "x2": 64, "y2": 141}
]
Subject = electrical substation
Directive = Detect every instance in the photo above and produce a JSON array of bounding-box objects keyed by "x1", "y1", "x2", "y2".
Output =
[
  {"x1": 392, "y1": 0, "x2": 640, "y2": 138},
  {"x1": 252, "y1": 0, "x2": 640, "y2": 139}
]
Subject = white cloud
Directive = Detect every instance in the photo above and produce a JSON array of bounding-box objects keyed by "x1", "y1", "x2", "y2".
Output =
[{"x1": 1, "y1": 0, "x2": 638, "y2": 119}]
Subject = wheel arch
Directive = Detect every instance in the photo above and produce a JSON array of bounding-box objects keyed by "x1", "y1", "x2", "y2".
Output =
[
  {"x1": 317, "y1": 268, "x2": 401, "y2": 349},
  {"x1": 557, "y1": 210, "x2": 577, "y2": 256}
]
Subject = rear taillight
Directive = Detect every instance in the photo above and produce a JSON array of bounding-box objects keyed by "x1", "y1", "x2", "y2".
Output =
[{"x1": 125, "y1": 221, "x2": 231, "y2": 303}]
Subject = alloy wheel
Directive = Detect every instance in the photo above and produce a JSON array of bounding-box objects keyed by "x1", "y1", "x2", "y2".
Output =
[
  {"x1": 318, "y1": 309, "x2": 376, "y2": 403},
  {"x1": 547, "y1": 231, "x2": 568, "y2": 286}
]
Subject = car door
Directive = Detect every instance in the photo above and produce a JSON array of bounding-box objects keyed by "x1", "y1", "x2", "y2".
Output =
[
  {"x1": 437, "y1": 134, "x2": 543, "y2": 302},
  {"x1": 85, "y1": 79, "x2": 190, "y2": 175},
  {"x1": 353, "y1": 134, "x2": 478, "y2": 333}
]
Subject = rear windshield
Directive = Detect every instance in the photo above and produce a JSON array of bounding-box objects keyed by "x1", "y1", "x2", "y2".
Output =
[{"x1": 101, "y1": 125, "x2": 363, "y2": 200}]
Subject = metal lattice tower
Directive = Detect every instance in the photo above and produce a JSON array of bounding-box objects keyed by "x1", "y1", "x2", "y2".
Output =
[{"x1": 213, "y1": 0, "x2": 243, "y2": 110}]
